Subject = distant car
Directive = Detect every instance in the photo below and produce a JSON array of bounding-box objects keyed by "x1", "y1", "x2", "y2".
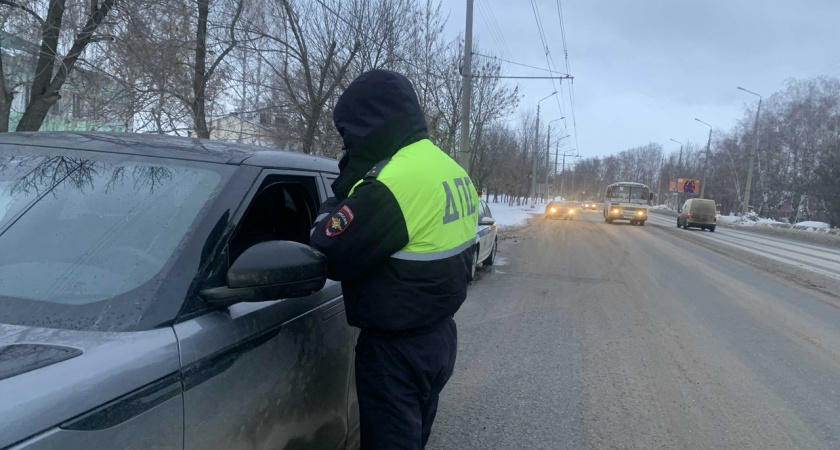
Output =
[
  {"x1": 677, "y1": 198, "x2": 717, "y2": 232},
  {"x1": 0, "y1": 132, "x2": 361, "y2": 450},
  {"x1": 581, "y1": 202, "x2": 598, "y2": 211},
  {"x1": 470, "y1": 200, "x2": 498, "y2": 280},
  {"x1": 545, "y1": 201, "x2": 577, "y2": 220}
]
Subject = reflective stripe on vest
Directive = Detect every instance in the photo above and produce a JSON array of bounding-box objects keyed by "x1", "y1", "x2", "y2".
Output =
[{"x1": 352, "y1": 139, "x2": 479, "y2": 261}]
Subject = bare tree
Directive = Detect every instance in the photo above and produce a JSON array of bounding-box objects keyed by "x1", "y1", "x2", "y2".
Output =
[{"x1": 12, "y1": 0, "x2": 116, "y2": 131}]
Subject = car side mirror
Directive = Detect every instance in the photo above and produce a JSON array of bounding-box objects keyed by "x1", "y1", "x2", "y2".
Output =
[
  {"x1": 479, "y1": 216, "x2": 496, "y2": 226},
  {"x1": 200, "y1": 241, "x2": 328, "y2": 308}
]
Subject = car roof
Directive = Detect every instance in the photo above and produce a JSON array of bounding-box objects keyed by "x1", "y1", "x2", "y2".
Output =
[
  {"x1": 609, "y1": 181, "x2": 648, "y2": 187},
  {"x1": 0, "y1": 132, "x2": 339, "y2": 173}
]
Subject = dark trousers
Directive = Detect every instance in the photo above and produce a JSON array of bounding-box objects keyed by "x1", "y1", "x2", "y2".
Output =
[{"x1": 355, "y1": 317, "x2": 458, "y2": 450}]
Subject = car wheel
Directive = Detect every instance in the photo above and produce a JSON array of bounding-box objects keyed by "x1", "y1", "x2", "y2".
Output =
[
  {"x1": 676, "y1": 219, "x2": 681, "y2": 228},
  {"x1": 483, "y1": 239, "x2": 497, "y2": 266},
  {"x1": 639, "y1": 221, "x2": 645, "y2": 226},
  {"x1": 607, "y1": 218, "x2": 613, "y2": 224},
  {"x1": 709, "y1": 226, "x2": 716, "y2": 232},
  {"x1": 467, "y1": 246, "x2": 478, "y2": 281}
]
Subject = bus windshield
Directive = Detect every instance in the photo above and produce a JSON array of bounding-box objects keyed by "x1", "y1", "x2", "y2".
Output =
[{"x1": 608, "y1": 185, "x2": 650, "y2": 205}]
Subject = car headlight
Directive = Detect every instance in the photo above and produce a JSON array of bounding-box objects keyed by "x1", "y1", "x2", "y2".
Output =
[
  {"x1": 611, "y1": 208, "x2": 620, "y2": 214},
  {"x1": 550, "y1": 207, "x2": 557, "y2": 213},
  {"x1": 637, "y1": 210, "x2": 645, "y2": 216},
  {"x1": 569, "y1": 209, "x2": 575, "y2": 214}
]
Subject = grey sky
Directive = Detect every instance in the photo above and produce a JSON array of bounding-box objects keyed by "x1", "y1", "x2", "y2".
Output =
[{"x1": 439, "y1": 0, "x2": 840, "y2": 159}]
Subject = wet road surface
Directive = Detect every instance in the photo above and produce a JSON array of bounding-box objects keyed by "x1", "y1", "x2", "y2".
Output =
[{"x1": 427, "y1": 210, "x2": 840, "y2": 450}]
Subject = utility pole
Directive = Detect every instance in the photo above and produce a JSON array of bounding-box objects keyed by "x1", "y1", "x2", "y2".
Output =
[
  {"x1": 458, "y1": 0, "x2": 474, "y2": 172},
  {"x1": 695, "y1": 118, "x2": 713, "y2": 198},
  {"x1": 545, "y1": 118, "x2": 565, "y2": 200},
  {"x1": 555, "y1": 150, "x2": 576, "y2": 200},
  {"x1": 738, "y1": 86, "x2": 762, "y2": 217},
  {"x1": 669, "y1": 138, "x2": 683, "y2": 210},
  {"x1": 531, "y1": 92, "x2": 556, "y2": 207}
]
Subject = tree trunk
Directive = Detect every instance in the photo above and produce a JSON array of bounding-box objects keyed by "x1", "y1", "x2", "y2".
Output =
[
  {"x1": 192, "y1": 0, "x2": 210, "y2": 139},
  {"x1": 16, "y1": 0, "x2": 115, "y2": 132},
  {"x1": 0, "y1": 51, "x2": 12, "y2": 133}
]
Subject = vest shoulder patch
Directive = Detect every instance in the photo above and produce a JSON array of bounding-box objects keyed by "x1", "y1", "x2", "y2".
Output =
[{"x1": 325, "y1": 205, "x2": 355, "y2": 237}]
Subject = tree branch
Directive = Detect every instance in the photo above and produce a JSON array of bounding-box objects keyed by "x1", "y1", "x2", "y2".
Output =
[{"x1": 0, "y1": 0, "x2": 45, "y2": 26}]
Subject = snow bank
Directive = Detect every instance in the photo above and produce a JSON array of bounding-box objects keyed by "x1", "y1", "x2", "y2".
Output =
[
  {"x1": 717, "y1": 215, "x2": 783, "y2": 227},
  {"x1": 485, "y1": 202, "x2": 543, "y2": 229},
  {"x1": 792, "y1": 221, "x2": 831, "y2": 229},
  {"x1": 652, "y1": 204, "x2": 672, "y2": 211}
]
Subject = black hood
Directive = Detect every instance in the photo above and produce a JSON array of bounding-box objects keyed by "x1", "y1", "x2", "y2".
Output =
[{"x1": 331, "y1": 70, "x2": 429, "y2": 199}]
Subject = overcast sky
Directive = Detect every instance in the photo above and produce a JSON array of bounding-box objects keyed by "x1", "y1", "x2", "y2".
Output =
[{"x1": 438, "y1": 0, "x2": 840, "y2": 159}]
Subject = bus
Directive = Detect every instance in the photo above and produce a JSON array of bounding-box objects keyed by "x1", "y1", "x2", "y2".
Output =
[{"x1": 603, "y1": 182, "x2": 654, "y2": 226}]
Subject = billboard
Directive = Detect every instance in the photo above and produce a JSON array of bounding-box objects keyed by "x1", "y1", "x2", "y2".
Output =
[{"x1": 670, "y1": 178, "x2": 700, "y2": 194}]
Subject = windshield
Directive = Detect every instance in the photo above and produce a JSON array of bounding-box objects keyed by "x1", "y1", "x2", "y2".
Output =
[
  {"x1": 608, "y1": 185, "x2": 650, "y2": 205},
  {"x1": 0, "y1": 151, "x2": 230, "y2": 330}
]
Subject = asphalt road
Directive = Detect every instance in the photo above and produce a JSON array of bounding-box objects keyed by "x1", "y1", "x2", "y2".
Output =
[{"x1": 427, "y1": 209, "x2": 840, "y2": 450}]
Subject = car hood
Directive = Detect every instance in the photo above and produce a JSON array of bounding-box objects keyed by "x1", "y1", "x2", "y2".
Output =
[{"x1": 0, "y1": 323, "x2": 179, "y2": 448}]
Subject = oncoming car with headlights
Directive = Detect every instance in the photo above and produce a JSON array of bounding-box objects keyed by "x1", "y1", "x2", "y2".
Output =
[
  {"x1": 545, "y1": 201, "x2": 577, "y2": 220},
  {"x1": 581, "y1": 201, "x2": 598, "y2": 211},
  {"x1": 603, "y1": 182, "x2": 654, "y2": 226}
]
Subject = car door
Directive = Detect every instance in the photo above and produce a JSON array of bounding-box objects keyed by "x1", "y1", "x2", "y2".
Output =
[
  {"x1": 174, "y1": 171, "x2": 355, "y2": 450},
  {"x1": 319, "y1": 172, "x2": 361, "y2": 450}
]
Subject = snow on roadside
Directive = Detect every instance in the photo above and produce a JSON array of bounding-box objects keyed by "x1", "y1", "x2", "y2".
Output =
[
  {"x1": 485, "y1": 201, "x2": 544, "y2": 229},
  {"x1": 792, "y1": 221, "x2": 830, "y2": 229},
  {"x1": 716, "y1": 215, "x2": 781, "y2": 227}
]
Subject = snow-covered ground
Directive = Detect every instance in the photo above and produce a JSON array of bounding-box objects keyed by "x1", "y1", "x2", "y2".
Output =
[
  {"x1": 792, "y1": 221, "x2": 831, "y2": 230},
  {"x1": 484, "y1": 201, "x2": 544, "y2": 229},
  {"x1": 716, "y1": 215, "x2": 782, "y2": 227},
  {"x1": 715, "y1": 215, "x2": 833, "y2": 231}
]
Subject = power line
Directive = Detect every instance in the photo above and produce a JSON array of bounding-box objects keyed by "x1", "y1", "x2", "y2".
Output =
[
  {"x1": 480, "y1": 0, "x2": 514, "y2": 59},
  {"x1": 556, "y1": 0, "x2": 579, "y2": 153},
  {"x1": 472, "y1": 75, "x2": 574, "y2": 80},
  {"x1": 475, "y1": 0, "x2": 508, "y2": 60},
  {"x1": 472, "y1": 52, "x2": 569, "y2": 75},
  {"x1": 530, "y1": 0, "x2": 567, "y2": 126}
]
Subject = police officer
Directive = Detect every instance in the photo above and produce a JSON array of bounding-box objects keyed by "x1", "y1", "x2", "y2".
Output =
[{"x1": 310, "y1": 70, "x2": 479, "y2": 449}]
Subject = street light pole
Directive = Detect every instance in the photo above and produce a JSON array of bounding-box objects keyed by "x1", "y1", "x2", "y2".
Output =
[
  {"x1": 669, "y1": 138, "x2": 683, "y2": 210},
  {"x1": 545, "y1": 118, "x2": 565, "y2": 200},
  {"x1": 738, "y1": 86, "x2": 762, "y2": 217},
  {"x1": 695, "y1": 118, "x2": 713, "y2": 198},
  {"x1": 531, "y1": 91, "x2": 557, "y2": 207},
  {"x1": 458, "y1": 0, "x2": 474, "y2": 171}
]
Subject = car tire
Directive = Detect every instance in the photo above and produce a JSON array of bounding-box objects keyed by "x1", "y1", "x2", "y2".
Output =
[
  {"x1": 467, "y1": 246, "x2": 478, "y2": 281},
  {"x1": 709, "y1": 226, "x2": 716, "y2": 232},
  {"x1": 483, "y1": 239, "x2": 497, "y2": 266},
  {"x1": 639, "y1": 221, "x2": 645, "y2": 226}
]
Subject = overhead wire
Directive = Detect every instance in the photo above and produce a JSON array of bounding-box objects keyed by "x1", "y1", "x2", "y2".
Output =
[
  {"x1": 480, "y1": 0, "x2": 514, "y2": 60},
  {"x1": 475, "y1": 0, "x2": 509, "y2": 61},
  {"x1": 529, "y1": 0, "x2": 568, "y2": 135},
  {"x1": 556, "y1": 0, "x2": 579, "y2": 155},
  {"x1": 472, "y1": 52, "x2": 570, "y2": 75}
]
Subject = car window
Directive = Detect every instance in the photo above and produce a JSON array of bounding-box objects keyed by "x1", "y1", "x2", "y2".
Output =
[
  {"x1": 0, "y1": 152, "x2": 233, "y2": 330},
  {"x1": 228, "y1": 175, "x2": 319, "y2": 263},
  {"x1": 484, "y1": 202, "x2": 493, "y2": 219},
  {"x1": 478, "y1": 202, "x2": 486, "y2": 221}
]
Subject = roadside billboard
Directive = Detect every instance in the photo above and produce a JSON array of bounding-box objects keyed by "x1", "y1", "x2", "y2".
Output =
[{"x1": 670, "y1": 178, "x2": 700, "y2": 194}]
